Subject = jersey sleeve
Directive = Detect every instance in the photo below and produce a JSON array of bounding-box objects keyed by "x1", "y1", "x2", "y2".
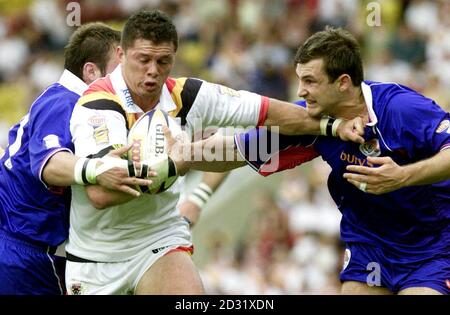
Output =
[
  {"x1": 28, "y1": 92, "x2": 77, "y2": 184},
  {"x1": 174, "y1": 78, "x2": 269, "y2": 136},
  {"x1": 70, "y1": 92, "x2": 128, "y2": 158},
  {"x1": 234, "y1": 127, "x2": 319, "y2": 176},
  {"x1": 384, "y1": 90, "x2": 450, "y2": 158}
]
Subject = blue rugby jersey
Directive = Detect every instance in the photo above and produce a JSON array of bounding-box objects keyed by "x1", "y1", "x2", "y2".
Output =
[
  {"x1": 0, "y1": 70, "x2": 87, "y2": 247},
  {"x1": 235, "y1": 81, "x2": 450, "y2": 259}
]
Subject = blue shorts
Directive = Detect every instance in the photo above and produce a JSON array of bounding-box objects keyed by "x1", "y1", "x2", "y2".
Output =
[
  {"x1": 0, "y1": 228, "x2": 65, "y2": 295},
  {"x1": 340, "y1": 242, "x2": 450, "y2": 294}
]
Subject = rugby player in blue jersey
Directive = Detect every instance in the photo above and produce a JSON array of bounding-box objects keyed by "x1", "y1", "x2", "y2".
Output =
[
  {"x1": 240, "y1": 27, "x2": 450, "y2": 295},
  {"x1": 0, "y1": 23, "x2": 153, "y2": 295},
  {"x1": 175, "y1": 27, "x2": 449, "y2": 295}
]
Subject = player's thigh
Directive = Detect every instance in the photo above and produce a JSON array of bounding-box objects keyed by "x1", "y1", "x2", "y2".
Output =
[
  {"x1": 135, "y1": 250, "x2": 204, "y2": 295},
  {"x1": 398, "y1": 287, "x2": 442, "y2": 295},
  {"x1": 341, "y1": 281, "x2": 393, "y2": 295}
]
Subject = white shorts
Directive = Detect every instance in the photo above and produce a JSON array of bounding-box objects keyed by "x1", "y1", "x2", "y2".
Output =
[{"x1": 65, "y1": 243, "x2": 193, "y2": 295}]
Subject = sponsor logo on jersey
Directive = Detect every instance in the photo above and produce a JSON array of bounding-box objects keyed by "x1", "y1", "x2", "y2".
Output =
[
  {"x1": 340, "y1": 151, "x2": 373, "y2": 167},
  {"x1": 359, "y1": 138, "x2": 381, "y2": 157},
  {"x1": 436, "y1": 119, "x2": 450, "y2": 134},
  {"x1": 43, "y1": 134, "x2": 60, "y2": 149},
  {"x1": 93, "y1": 124, "x2": 109, "y2": 145},
  {"x1": 122, "y1": 88, "x2": 135, "y2": 109},
  {"x1": 343, "y1": 248, "x2": 351, "y2": 271},
  {"x1": 87, "y1": 115, "x2": 106, "y2": 127}
]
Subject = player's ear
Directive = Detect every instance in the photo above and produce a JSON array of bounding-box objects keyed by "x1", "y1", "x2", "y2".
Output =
[
  {"x1": 117, "y1": 46, "x2": 125, "y2": 62},
  {"x1": 82, "y1": 62, "x2": 102, "y2": 85},
  {"x1": 336, "y1": 74, "x2": 352, "y2": 92}
]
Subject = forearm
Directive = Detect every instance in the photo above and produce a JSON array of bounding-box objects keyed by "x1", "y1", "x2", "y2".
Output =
[
  {"x1": 42, "y1": 151, "x2": 78, "y2": 186},
  {"x1": 264, "y1": 98, "x2": 320, "y2": 135},
  {"x1": 201, "y1": 171, "x2": 230, "y2": 191},
  {"x1": 85, "y1": 185, "x2": 134, "y2": 210},
  {"x1": 403, "y1": 149, "x2": 450, "y2": 186},
  {"x1": 190, "y1": 135, "x2": 246, "y2": 172}
]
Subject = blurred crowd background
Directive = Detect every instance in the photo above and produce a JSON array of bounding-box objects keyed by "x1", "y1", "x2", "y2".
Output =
[{"x1": 0, "y1": 0, "x2": 449, "y2": 294}]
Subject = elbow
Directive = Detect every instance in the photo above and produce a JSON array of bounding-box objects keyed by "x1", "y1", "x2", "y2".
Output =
[
  {"x1": 90, "y1": 199, "x2": 108, "y2": 210},
  {"x1": 86, "y1": 188, "x2": 110, "y2": 210}
]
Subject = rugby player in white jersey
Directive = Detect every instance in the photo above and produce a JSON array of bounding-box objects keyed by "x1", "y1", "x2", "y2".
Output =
[{"x1": 65, "y1": 10, "x2": 364, "y2": 295}]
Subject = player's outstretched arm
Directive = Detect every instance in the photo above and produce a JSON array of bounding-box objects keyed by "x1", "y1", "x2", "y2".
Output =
[
  {"x1": 264, "y1": 98, "x2": 365, "y2": 143},
  {"x1": 42, "y1": 146, "x2": 154, "y2": 196},
  {"x1": 343, "y1": 149, "x2": 450, "y2": 194},
  {"x1": 164, "y1": 127, "x2": 245, "y2": 175}
]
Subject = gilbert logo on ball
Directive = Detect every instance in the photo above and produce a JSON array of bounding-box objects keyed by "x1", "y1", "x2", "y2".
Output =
[{"x1": 128, "y1": 109, "x2": 181, "y2": 194}]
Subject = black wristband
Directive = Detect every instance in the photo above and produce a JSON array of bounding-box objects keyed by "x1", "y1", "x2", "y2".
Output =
[
  {"x1": 140, "y1": 163, "x2": 148, "y2": 178},
  {"x1": 326, "y1": 118, "x2": 335, "y2": 136},
  {"x1": 167, "y1": 157, "x2": 177, "y2": 177},
  {"x1": 128, "y1": 160, "x2": 135, "y2": 177},
  {"x1": 81, "y1": 159, "x2": 90, "y2": 185}
]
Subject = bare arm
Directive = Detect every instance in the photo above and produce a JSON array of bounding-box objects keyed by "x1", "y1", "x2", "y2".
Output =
[
  {"x1": 344, "y1": 149, "x2": 450, "y2": 194},
  {"x1": 167, "y1": 130, "x2": 245, "y2": 175},
  {"x1": 264, "y1": 98, "x2": 365, "y2": 143},
  {"x1": 43, "y1": 152, "x2": 141, "y2": 209},
  {"x1": 85, "y1": 185, "x2": 134, "y2": 210},
  {"x1": 42, "y1": 151, "x2": 81, "y2": 186},
  {"x1": 42, "y1": 147, "x2": 153, "y2": 197},
  {"x1": 42, "y1": 151, "x2": 133, "y2": 209},
  {"x1": 264, "y1": 98, "x2": 319, "y2": 135},
  {"x1": 179, "y1": 171, "x2": 230, "y2": 227}
]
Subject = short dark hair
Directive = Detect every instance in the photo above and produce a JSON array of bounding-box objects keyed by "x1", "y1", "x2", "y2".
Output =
[
  {"x1": 294, "y1": 27, "x2": 363, "y2": 86},
  {"x1": 64, "y1": 22, "x2": 121, "y2": 80},
  {"x1": 121, "y1": 10, "x2": 178, "y2": 52}
]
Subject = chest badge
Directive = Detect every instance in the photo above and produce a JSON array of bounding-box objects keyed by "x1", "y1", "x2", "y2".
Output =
[{"x1": 359, "y1": 138, "x2": 381, "y2": 157}]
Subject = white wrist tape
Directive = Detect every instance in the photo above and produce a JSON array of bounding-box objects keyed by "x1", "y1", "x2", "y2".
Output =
[
  {"x1": 319, "y1": 117, "x2": 329, "y2": 136},
  {"x1": 319, "y1": 117, "x2": 342, "y2": 137},
  {"x1": 95, "y1": 156, "x2": 130, "y2": 177},
  {"x1": 74, "y1": 158, "x2": 99, "y2": 185},
  {"x1": 331, "y1": 118, "x2": 343, "y2": 137},
  {"x1": 187, "y1": 183, "x2": 213, "y2": 209}
]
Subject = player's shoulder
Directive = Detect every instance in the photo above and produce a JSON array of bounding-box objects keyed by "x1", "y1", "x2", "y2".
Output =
[
  {"x1": 166, "y1": 77, "x2": 204, "y2": 118},
  {"x1": 76, "y1": 75, "x2": 122, "y2": 110},
  {"x1": 365, "y1": 80, "x2": 435, "y2": 117},
  {"x1": 84, "y1": 75, "x2": 115, "y2": 96},
  {"x1": 166, "y1": 77, "x2": 203, "y2": 94},
  {"x1": 30, "y1": 83, "x2": 79, "y2": 115}
]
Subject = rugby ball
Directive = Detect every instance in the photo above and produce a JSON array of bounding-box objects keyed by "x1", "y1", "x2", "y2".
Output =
[{"x1": 128, "y1": 109, "x2": 181, "y2": 194}]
